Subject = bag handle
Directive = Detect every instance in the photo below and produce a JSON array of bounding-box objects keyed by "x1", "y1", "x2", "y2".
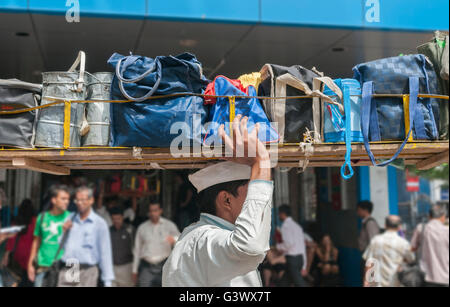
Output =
[
  {"x1": 277, "y1": 74, "x2": 344, "y2": 109},
  {"x1": 116, "y1": 55, "x2": 156, "y2": 83},
  {"x1": 361, "y1": 77, "x2": 419, "y2": 167},
  {"x1": 68, "y1": 51, "x2": 86, "y2": 93},
  {"x1": 312, "y1": 77, "x2": 344, "y2": 114},
  {"x1": 276, "y1": 74, "x2": 343, "y2": 142},
  {"x1": 115, "y1": 56, "x2": 162, "y2": 102},
  {"x1": 340, "y1": 85, "x2": 354, "y2": 179}
]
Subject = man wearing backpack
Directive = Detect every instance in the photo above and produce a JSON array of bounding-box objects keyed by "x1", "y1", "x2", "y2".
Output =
[{"x1": 27, "y1": 185, "x2": 71, "y2": 287}]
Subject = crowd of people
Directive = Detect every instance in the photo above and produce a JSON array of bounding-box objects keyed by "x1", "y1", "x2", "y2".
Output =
[
  {"x1": 0, "y1": 184, "x2": 448, "y2": 287},
  {"x1": 357, "y1": 201, "x2": 449, "y2": 287},
  {"x1": 0, "y1": 184, "x2": 180, "y2": 287}
]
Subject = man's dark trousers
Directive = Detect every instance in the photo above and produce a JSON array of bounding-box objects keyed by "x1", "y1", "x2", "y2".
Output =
[
  {"x1": 138, "y1": 259, "x2": 166, "y2": 287},
  {"x1": 280, "y1": 255, "x2": 307, "y2": 287}
]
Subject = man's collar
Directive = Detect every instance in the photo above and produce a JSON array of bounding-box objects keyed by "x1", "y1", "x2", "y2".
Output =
[
  {"x1": 430, "y1": 218, "x2": 445, "y2": 226},
  {"x1": 149, "y1": 218, "x2": 162, "y2": 225},
  {"x1": 200, "y1": 213, "x2": 235, "y2": 231},
  {"x1": 385, "y1": 229, "x2": 398, "y2": 234},
  {"x1": 75, "y1": 209, "x2": 94, "y2": 223}
]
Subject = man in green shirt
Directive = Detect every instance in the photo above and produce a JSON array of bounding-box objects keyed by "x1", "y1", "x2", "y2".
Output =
[{"x1": 27, "y1": 185, "x2": 71, "y2": 287}]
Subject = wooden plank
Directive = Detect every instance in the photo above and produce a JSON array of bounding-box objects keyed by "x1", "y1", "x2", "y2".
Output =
[
  {"x1": 66, "y1": 164, "x2": 205, "y2": 170},
  {"x1": 47, "y1": 154, "x2": 429, "y2": 167},
  {"x1": 278, "y1": 160, "x2": 421, "y2": 168},
  {"x1": 0, "y1": 141, "x2": 447, "y2": 159},
  {"x1": 0, "y1": 141, "x2": 447, "y2": 171},
  {"x1": 415, "y1": 150, "x2": 449, "y2": 170},
  {"x1": 60, "y1": 159, "x2": 422, "y2": 170},
  {"x1": 0, "y1": 153, "x2": 432, "y2": 166},
  {"x1": 0, "y1": 162, "x2": 12, "y2": 168},
  {"x1": 12, "y1": 158, "x2": 70, "y2": 175}
]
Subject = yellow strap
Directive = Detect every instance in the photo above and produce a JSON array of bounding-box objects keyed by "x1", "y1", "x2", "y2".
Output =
[
  {"x1": 0, "y1": 93, "x2": 448, "y2": 116},
  {"x1": 403, "y1": 95, "x2": 413, "y2": 142},
  {"x1": 63, "y1": 101, "x2": 71, "y2": 149},
  {"x1": 229, "y1": 96, "x2": 236, "y2": 138},
  {"x1": 417, "y1": 94, "x2": 449, "y2": 99}
]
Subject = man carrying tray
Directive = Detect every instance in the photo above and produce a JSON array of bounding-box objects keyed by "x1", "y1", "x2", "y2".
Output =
[{"x1": 162, "y1": 115, "x2": 273, "y2": 287}]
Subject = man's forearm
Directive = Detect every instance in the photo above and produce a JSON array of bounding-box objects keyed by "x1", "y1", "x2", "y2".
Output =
[
  {"x1": 28, "y1": 238, "x2": 40, "y2": 268},
  {"x1": 231, "y1": 180, "x2": 274, "y2": 257},
  {"x1": 250, "y1": 159, "x2": 271, "y2": 181}
]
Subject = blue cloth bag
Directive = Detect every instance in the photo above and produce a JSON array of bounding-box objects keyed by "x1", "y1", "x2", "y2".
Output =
[
  {"x1": 204, "y1": 76, "x2": 279, "y2": 145},
  {"x1": 323, "y1": 79, "x2": 363, "y2": 143},
  {"x1": 321, "y1": 78, "x2": 363, "y2": 179},
  {"x1": 353, "y1": 54, "x2": 440, "y2": 166},
  {"x1": 107, "y1": 52, "x2": 209, "y2": 147}
]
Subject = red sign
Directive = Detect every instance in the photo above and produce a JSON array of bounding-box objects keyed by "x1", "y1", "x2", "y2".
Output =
[{"x1": 406, "y1": 171, "x2": 420, "y2": 192}]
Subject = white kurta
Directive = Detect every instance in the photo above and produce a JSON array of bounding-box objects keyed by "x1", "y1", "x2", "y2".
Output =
[{"x1": 162, "y1": 180, "x2": 274, "y2": 287}]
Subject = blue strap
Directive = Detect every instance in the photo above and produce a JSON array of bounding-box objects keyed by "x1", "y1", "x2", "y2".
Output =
[
  {"x1": 361, "y1": 81, "x2": 373, "y2": 156},
  {"x1": 369, "y1": 83, "x2": 381, "y2": 142},
  {"x1": 361, "y1": 77, "x2": 419, "y2": 167},
  {"x1": 413, "y1": 98, "x2": 427, "y2": 139},
  {"x1": 341, "y1": 85, "x2": 354, "y2": 180}
]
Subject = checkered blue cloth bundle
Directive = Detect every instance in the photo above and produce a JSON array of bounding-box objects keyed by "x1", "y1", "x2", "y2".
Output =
[{"x1": 353, "y1": 54, "x2": 440, "y2": 141}]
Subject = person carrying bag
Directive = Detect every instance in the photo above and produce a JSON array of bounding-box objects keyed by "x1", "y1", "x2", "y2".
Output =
[{"x1": 40, "y1": 212, "x2": 77, "y2": 287}]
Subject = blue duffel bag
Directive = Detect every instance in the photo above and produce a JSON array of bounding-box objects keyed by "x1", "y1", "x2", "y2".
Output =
[
  {"x1": 353, "y1": 54, "x2": 440, "y2": 166},
  {"x1": 107, "y1": 52, "x2": 209, "y2": 147},
  {"x1": 203, "y1": 75, "x2": 279, "y2": 145}
]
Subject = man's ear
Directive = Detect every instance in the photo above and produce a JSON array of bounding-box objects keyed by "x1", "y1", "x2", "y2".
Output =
[{"x1": 216, "y1": 190, "x2": 232, "y2": 212}]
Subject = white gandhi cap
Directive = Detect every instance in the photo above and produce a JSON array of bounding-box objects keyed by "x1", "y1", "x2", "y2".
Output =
[{"x1": 188, "y1": 161, "x2": 251, "y2": 192}]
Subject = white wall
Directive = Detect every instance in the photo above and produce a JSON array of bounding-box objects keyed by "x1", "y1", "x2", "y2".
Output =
[{"x1": 369, "y1": 167, "x2": 390, "y2": 227}]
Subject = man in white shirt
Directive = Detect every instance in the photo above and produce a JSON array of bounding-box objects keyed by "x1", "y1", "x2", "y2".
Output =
[
  {"x1": 276, "y1": 204, "x2": 307, "y2": 287},
  {"x1": 363, "y1": 215, "x2": 415, "y2": 287},
  {"x1": 133, "y1": 202, "x2": 180, "y2": 287},
  {"x1": 411, "y1": 205, "x2": 449, "y2": 287},
  {"x1": 162, "y1": 115, "x2": 273, "y2": 287}
]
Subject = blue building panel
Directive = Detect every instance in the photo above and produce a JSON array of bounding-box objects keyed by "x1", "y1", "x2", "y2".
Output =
[
  {"x1": 397, "y1": 169, "x2": 410, "y2": 203},
  {"x1": 387, "y1": 166, "x2": 399, "y2": 215},
  {"x1": 362, "y1": 0, "x2": 449, "y2": 31},
  {"x1": 417, "y1": 178, "x2": 431, "y2": 215},
  {"x1": 358, "y1": 166, "x2": 371, "y2": 201},
  {"x1": 0, "y1": 0, "x2": 27, "y2": 12},
  {"x1": 260, "y1": 0, "x2": 363, "y2": 28},
  {"x1": 28, "y1": 0, "x2": 147, "y2": 18},
  {"x1": 1, "y1": 0, "x2": 447, "y2": 31},
  {"x1": 148, "y1": 0, "x2": 259, "y2": 23}
]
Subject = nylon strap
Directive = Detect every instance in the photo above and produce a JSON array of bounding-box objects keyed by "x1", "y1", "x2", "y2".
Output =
[
  {"x1": 63, "y1": 101, "x2": 71, "y2": 149},
  {"x1": 403, "y1": 95, "x2": 413, "y2": 142},
  {"x1": 0, "y1": 94, "x2": 447, "y2": 116},
  {"x1": 229, "y1": 96, "x2": 236, "y2": 138}
]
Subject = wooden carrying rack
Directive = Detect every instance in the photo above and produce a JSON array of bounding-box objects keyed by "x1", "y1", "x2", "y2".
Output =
[{"x1": 0, "y1": 93, "x2": 448, "y2": 175}]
